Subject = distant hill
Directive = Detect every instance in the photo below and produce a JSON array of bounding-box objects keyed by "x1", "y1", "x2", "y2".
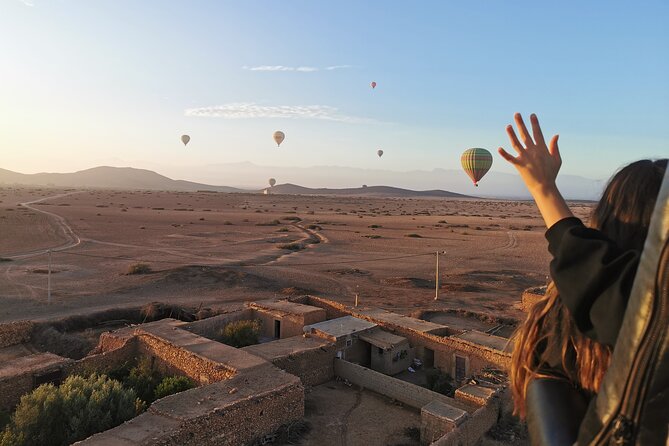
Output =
[
  {"x1": 0, "y1": 166, "x2": 246, "y2": 193},
  {"x1": 270, "y1": 183, "x2": 472, "y2": 198}
]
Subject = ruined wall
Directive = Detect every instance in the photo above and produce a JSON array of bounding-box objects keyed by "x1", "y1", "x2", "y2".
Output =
[
  {"x1": 264, "y1": 346, "x2": 336, "y2": 387},
  {"x1": 80, "y1": 371, "x2": 305, "y2": 446},
  {"x1": 65, "y1": 336, "x2": 138, "y2": 377},
  {"x1": 136, "y1": 333, "x2": 235, "y2": 384},
  {"x1": 430, "y1": 401, "x2": 500, "y2": 446},
  {"x1": 155, "y1": 383, "x2": 304, "y2": 446},
  {"x1": 0, "y1": 353, "x2": 73, "y2": 411},
  {"x1": 0, "y1": 321, "x2": 34, "y2": 348},
  {"x1": 334, "y1": 359, "x2": 462, "y2": 411},
  {"x1": 183, "y1": 309, "x2": 255, "y2": 339},
  {"x1": 304, "y1": 296, "x2": 349, "y2": 319}
]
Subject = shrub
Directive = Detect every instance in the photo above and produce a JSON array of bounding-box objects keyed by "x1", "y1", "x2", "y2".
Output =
[
  {"x1": 425, "y1": 369, "x2": 454, "y2": 397},
  {"x1": 256, "y1": 220, "x2": 281, "y2": 226},
  {"x1": 0, "y1": 374, "x2": 142, "y2": 446},
  {"x1": 282, "y1": 216, "x2": 301, "y2": 221},
  {"x1": 218, "y1": 320, "x2": 261, "y2": 347},
  {"x1": 154, "y1": 376, "x2": 195, "y2": 400},
  {"x1": 127, "y1": 263, "x2": 151, "y2": 275},
  {"x1": 367, "y1": 224, "x2": 382, "y2": 228},
  {"x1": 405, "y1": 233, "x2": 423, "y2": 238}
]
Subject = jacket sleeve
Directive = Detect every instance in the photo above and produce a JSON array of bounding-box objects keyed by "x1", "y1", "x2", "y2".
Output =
[{"x1": 546, "y1": 217, "x2": 641, "y2": 346}]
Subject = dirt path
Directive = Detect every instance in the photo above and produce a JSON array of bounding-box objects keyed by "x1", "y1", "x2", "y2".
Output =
[{"x1": 7, "y1": 192, "x2": 82, "y2": 259}]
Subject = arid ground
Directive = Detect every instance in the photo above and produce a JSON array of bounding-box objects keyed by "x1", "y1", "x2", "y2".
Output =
[{"x1": 0, "y1": 187, "x2": 593, "y2": 324}]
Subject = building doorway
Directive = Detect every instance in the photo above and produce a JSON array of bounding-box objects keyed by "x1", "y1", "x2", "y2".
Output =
[
  {"x1": 274, "y1": 320, "x2": 281, "y2": 339},
  {"x1": 455, "y1": 355, "x2": 466, "y2": 381},
  {"x1": 423, "y1": 348, "x2": 435, "y2": 368}
]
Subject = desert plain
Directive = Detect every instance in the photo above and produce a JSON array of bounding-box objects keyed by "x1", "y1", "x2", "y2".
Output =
[{"x1": 0, "y1": 186, "x2": 594, "y2": 326}]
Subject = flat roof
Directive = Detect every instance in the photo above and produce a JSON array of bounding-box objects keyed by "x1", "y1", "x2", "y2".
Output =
[
  {"x1": 242, "y1": 335, "x2": 331, "y2": 361},
  {"x1": 453, "y1": 330, "x2": 511, "y2": 352},
  {"x1": 358, "y1": 328, "x2": 408, "y2": 349},
  {"x1": 250, "y1": 300, "x2": 325, "y2": 316},
  {"x1": 354, "y1": 307, "x2": 448, "y2": 334},
  {"x1": 0, "y1": 352, "x2": 71, "y2": 380},
  {"x1": 306, "y1": 316, "x2": 376, "y2": 339}
]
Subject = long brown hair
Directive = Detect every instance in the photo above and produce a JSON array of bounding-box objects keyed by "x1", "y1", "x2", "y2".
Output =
[{"x1": 510, "y1": 159, "x2": 667, "y2": 418}]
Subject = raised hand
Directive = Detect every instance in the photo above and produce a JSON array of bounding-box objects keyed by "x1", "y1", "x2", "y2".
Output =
[
  {"x1": 499, "y1": 113, "x2": 573, "y2": 228},
  {"x1": 499, "y1": 113, "x2": 562, "y2": 195}
]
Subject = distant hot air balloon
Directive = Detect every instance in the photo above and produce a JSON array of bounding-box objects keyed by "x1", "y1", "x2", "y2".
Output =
[
  {"x1": 461, "y1": 148, "x2": 493, "y2": 187},
  {"x1": 370, "y1": 81, "x2": 377, "y2": 89},
  {"x1": 377, "y1": 149, "x2": 384, "y2": 158},
  {"x1": 181, "y1": 135, "x2": 190, "y2": 146},
  {"x1": 273, "y1": 131, "x2": 285, "y2": 147},
  {"x1": 269, "y1": 178, "x2": 276, "y2": 187}
]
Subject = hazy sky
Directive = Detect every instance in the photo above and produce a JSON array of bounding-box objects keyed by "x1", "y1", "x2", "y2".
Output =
[{"x1": 1, "y1": 0, "x2": 667, "y2": 183}]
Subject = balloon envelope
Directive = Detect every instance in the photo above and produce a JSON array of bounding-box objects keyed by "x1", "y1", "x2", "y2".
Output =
[
  {"x1": 461, "y1": 148, "x2": 493, "y2": 186},
  {"x1": 181, "y1": 135, "x2": 190, "y2": 146},
  {"x1": 273, "y1": 131, "x2": 285, "y2": 147},
  {"x1": 269, "y1": 178, "x2": 276, "y2": 187},
  {"x1": 371, "y1": 81, "x2": 377, "y2": 89},
  {"x1": 377, "y1": 149, "x2": 384, "y2": 157}
]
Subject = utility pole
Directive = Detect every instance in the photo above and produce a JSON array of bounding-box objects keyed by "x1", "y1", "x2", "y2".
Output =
[
  {"x1": 435, "y1": 250, "x2": 445, "y2": 301},
  {"x1": 47, "y1": 249, "x2": 52, "y2": 305},
  {"x1": 435, "y1": 251, "x2": 439, "y2": 300},
  {"x1": 355, "y1": 293, "x2": 359, "y2": 307}
]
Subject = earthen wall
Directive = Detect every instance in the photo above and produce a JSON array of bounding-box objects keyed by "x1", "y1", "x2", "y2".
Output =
[
  {"x1": 0, "y1": 321, "x2": 34, "y2": 348},
  {"x1": 183, "y1": 309, "x2": 255, "y2": 339}
]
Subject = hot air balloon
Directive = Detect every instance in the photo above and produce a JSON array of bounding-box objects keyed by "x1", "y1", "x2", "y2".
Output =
[
  {"x1": 461, "y1": 148, "x2": 493, "y2": 187},
  {"x1": 377, "y1": 149, "x2": 384, "y2": 158},
  {"x1": 273, "y1": 131, "x2": 285, "y2": 147},
  {"x1": 181, "y1": 135, "x2": 190, "y2": 146},
  {"x1": 269, "y1": 178, "x2": 276, "y2": 187},
  {"x1": 370, "y1": 81, "x2": 377, "y2": 89}
]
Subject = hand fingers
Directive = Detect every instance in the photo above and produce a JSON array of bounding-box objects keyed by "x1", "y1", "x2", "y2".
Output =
[
  {"x1": 549, "y1": 134, "x2": 561, "y2": 167},
  {"x1": 498, "y1": 147, "x2": 520, "y2": 165},
  {"x1": 514, "y1": 113, "x2": 534, "y2": 146},
  {"x1": 506, "y1": 125, "x2": 525, "y2": 154},
  {"x1": 530, "y1": 114, "x2": 547, "y2": 147}
]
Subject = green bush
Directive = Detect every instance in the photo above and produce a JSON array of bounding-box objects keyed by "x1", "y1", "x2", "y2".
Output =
[
  {"x1": 218, "y1": 320, "x2": 261, "y2": 347},
  {"x1": 426, "y1": 369, "x2": 454, "y2": 397},
  {"x1": 154, "y1": 376, "x2": 195, "y2": 400},
  {"x1": 0, "y1": 374, "x2": 142, "y2": 446}
]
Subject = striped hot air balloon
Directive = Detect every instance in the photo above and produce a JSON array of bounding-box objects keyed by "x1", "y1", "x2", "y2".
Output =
[{"x1": 461, "y1": 148, "x2": 493, "y2": 187}]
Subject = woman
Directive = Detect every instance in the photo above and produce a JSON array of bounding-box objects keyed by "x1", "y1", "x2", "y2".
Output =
[{"x1": 498, "y1": 113, "x2": 667, "y2": 417}]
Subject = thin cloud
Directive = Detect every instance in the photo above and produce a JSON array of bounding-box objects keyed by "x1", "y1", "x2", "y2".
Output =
[
  {"x1": 184, "y1": 102, "x2": 373, "y2": 123},
  {"x1": 242, "y1": 64, "x2": 351, "y2": 72},
  {"x1": 18, "y1": 0, "x2": 34, "y2": 5}
]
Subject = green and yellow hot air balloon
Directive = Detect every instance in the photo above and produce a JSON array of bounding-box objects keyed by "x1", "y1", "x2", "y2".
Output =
[{"x1": 461, "y1": 148, "x2": 493, "y2": 187}]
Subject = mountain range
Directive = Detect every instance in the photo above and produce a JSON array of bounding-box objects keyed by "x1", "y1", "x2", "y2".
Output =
[{"x1": 0, "y1": 164, "x2": 604, "y2": 200}]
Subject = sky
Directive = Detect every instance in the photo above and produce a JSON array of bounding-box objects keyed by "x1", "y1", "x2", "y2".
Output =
[{"x1": 1, "y1": 0, "x2": 667, "y2": 185}]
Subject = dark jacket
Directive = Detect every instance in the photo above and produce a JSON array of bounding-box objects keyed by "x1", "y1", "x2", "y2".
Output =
[{"x1": 546, "y1": 217, "x2": 642, "y2": 347}]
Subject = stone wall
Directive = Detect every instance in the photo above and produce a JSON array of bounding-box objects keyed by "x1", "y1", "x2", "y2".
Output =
[
  {"x1": 136, "y1": 332, "x2": 235, "y2": 385},
  {"x1": 334, "y1": 359, "x2": 468, "y2": 412},
  {"x1": 65, "y1": 336, "x2": 138, "y2": 377},
  {"x1": 0, "y1": 321, "x2": 34, "y2": 348},
  {"x1": 430, "y1": 400, "x2": 500, "y2": 446},
  {"x1": 0, "y1": 353, "x2": 73, "y2": 411},
  {"x1": 183, "y1": 309, "x2": 255, "y2": 339},
  {"x1": 303, "y1": 296, "x2": 349, "y2": 320},
  {"x1": 246, "y1": 343, "x2": 336, "y2": 387},
  {"x1": 79, "y1": 367, "x2": 305, "y2": 446}
]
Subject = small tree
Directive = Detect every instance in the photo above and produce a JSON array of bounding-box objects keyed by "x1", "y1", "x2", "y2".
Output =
[
  {"x1": 154, "y1": 376, "x2": 194, "y2": 400},
  {"x1": 218, "y1": 320, "x2": 261, "y2": 347},
  {"x1": 1, "y1": 374, "x2": 142, "y2": 446}
]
